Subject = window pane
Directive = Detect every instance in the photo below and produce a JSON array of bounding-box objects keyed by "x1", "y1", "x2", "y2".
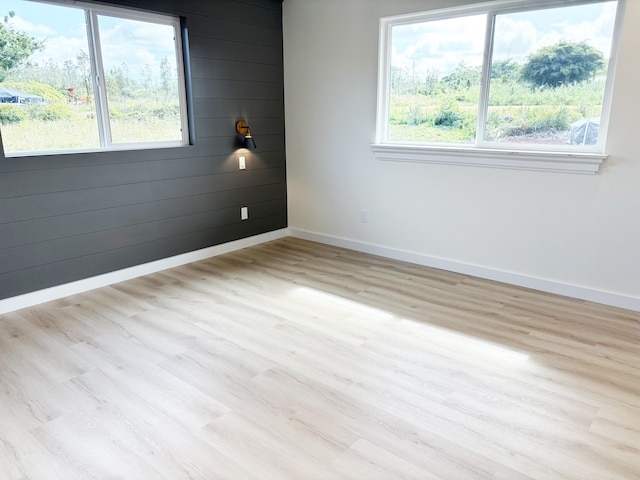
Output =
[
  {"x1": 486, "y1": 2, "x2": 617, "y2": 147},
  {"x1": 0, "y1": 1, "x2": 100, "y2": 153},
  {"x1": 388, "y1": 15, "x2": 486, "y2": 144},
  {"x1": 97, "y1": 15, "x2": 183, "y2": 145}
]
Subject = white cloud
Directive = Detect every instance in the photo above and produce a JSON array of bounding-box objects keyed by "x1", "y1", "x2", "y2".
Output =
[
  {"x1": 6, "y1": 10, "x2": 91, "y2": 66},
  {"x1": 392, "y1": 3, "x2": 618, "y2": 74},
  {"x1": 97, "y1": 18, "x2": 176, "y2": 76},
  {"x1": 10, "y1": 12, "x2": 176, "y2": 80},
  {"x1": 492, "y1": 18, "x2": 538, "y2": 62},
  {"x1": 6, "y1": 14, "x2": 55, "y2": 35},
  {"x1": 36, "y1": 36, "x2": 89, "y2": 63},
  {"x1": 392, "y1": 14, "x2": 486, "y2": 76},
  {"x1": 550, "y1": 3, "x2": 617, "y2": 55}
]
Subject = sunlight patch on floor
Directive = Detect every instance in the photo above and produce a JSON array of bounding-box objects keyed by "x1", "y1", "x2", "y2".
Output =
[
  {"x1": 291, "y1": 286, "x2": 529, "y2": 364},
  {"x1": 290, "y1": 287, "x2": 395, "y2": 321},
  {"x1": 399, "y1": 317, "x2": 530, "y2": 364}
]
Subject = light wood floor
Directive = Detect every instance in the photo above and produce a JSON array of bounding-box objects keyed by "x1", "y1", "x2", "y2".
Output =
[{"x1": 1, "y1": 237, "x2": 639, "y2": 480}]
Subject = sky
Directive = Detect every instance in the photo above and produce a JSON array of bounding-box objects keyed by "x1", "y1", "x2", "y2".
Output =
[
  {"x1": 391, "y1": 1, "x2": 618, "y2": 77},
  {"x1": 3, "y1": 0, "x2": 177, "y2": 79}
]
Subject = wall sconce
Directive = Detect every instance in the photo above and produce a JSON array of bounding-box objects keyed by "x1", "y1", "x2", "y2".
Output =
[{"x1": 236, "y1": 120, "x2": 257, "y2": 149}]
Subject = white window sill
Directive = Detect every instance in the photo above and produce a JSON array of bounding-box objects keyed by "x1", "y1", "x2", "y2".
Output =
[
  {"x1": 371, "y1": 144, "x2": 607, "y2": 174},
  {"x1": 4, "y1": 141, "x2": 189, "y2": 158}
]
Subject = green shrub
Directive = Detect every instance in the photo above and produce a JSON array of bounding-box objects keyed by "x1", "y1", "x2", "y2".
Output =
[
  {"x1": 108, "y1": 101, "x2": 180, "y2": 121},
  {"x1": 0, "y1": 105, "x2": 26, "y2": 124},
  {"x1": 388, "y1": 76, "x2": 606, "y2": 142},
  {"x1": 151, "y1": 104, "x2": 179, "y2": 119},
  {"x1": 27, "y1": 103, "x2": 73, "y2": 121},
  {"x1": 527, "y1": 107, "x2": 571, "y2": 131},
  {"x1": 390, "y1": 104, "x2": 428, "y2": 126},
  {"x1": 505, "y1": 106, "x2": 572, "y2": 135},
  {"x1": 487, "y1": 106, "x2": 576, "y2": 139},
  {"x1": 490, "y1": 80, "x2": 605, "y2": 107},
  {"x1": 434, "y1": 104, "x2": 463, "y2": 128},
  {"x1": 1, "y1": 80, "x2": 67, "y2": 104}
]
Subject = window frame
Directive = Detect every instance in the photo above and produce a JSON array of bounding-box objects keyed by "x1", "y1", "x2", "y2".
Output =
[
  {"x1": 373, "y1": 0, "x2": 626, "y2": 174},
  {"x1": 3, "y1": 0, "x2": 192, "y2": 158}
]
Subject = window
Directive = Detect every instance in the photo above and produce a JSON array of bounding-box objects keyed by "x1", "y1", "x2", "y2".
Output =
[
  {"x1": 0, "y1": 0, "x2": 190, "y2": 156},
  {"x1": 374, "y1": 0, "x2": 626, "y2": 173}
]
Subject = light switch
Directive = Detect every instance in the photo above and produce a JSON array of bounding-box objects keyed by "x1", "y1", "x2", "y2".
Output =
[
  {"x1": 239, "y1": 156, "x2": 246, "y2": 170},
  {"x1": 241, "y1": 206, "x2": 248, "y2": 220}
]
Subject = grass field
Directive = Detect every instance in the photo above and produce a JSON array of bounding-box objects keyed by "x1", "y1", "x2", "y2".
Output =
[
  {"x1": 1, "y1": 114, "x2": 182, "y2": 153},
  {"x1": 388, "y1": 79, "x2": 606, "y2": 144}
]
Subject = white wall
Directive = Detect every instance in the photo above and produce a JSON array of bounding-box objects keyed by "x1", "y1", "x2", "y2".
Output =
[{"x1": 283, "y1": 0, "x2": 640, "y2": 309}]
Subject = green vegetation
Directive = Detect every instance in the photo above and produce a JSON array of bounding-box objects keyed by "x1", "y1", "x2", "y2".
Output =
[
  {"x1": 0, "y1": 78, "x2": 181, "y2": 151},
  {"x1": 0, "y1": 60, "x2": 181, "y2": 150},
  {"x1": 389, "y1": 41, "x2": 608, "y2": 145},
  {"x1": 520, "y1": 41, "x2": 605, "y2": 89},
  {"x1": 0, "y1": 10, "x2": 43, "y2": 81},
  {"x1": 1, "y1": 113, "x2": 181, "y2": 151},
  {"x1": 0, "y1": 77, "x2": 181, "y2": 152},
  {"x1": 0, "y1": 10, "x2": 181, "y2": 153}
]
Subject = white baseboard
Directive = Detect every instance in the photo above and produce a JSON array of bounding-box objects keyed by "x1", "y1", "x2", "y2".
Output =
[
  {"x1": 4, "y1": 227, "x2": 638, "y2": 315},
  {"x1": 289, "y1": 228, "x2": 640, "y2": 313},
  {"x1": 0, "y1": 229, "x2": 289, "y2": 315}
]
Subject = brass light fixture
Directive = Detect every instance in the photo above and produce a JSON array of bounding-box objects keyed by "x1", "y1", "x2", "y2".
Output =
[{"x1": 235, "y1": 120, "x2": 256, "y2": 149}]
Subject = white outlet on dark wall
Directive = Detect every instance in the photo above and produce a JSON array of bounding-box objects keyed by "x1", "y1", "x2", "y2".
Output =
[
  {"x1": 239, "y1": 156, "x2": 246, "y2": 170},
  {"x1": 241, "y1": 206, "x2": 249, "y2": 220}
]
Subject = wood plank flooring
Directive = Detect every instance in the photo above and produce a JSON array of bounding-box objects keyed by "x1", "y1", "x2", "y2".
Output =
[{"x1": 1, "y1": 237, "x2": 639, "y2": 479}]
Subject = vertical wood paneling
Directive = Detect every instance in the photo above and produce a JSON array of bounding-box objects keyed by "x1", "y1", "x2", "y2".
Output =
[{"x1": 0, "y1": 0, "x2": 286, "y2": 300}]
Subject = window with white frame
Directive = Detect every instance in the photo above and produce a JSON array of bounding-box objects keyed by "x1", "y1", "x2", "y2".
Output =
[
  {"x1": 0, "y1": 0, "x2": 190, "y2": 156},
  {"x1": 373, "y1": 0, "x2": 625, "y2": 173}
]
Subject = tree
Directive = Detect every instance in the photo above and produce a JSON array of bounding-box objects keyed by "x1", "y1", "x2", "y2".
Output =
[
  {"x1": 491, "y1": 58, "x2": 520, "y2": 82},
  {"x1": 0, "y1": 11, "x2": 43, "y2": 81},
  {"x1": 141, "y1": 64, "x2": 153, "y2": 95},
  {"x1": 76, "y1": 50, "x2": 93, "y2": 104},
  {"x1": 520, "y1": 41, "x2": 605, "y2": 89},
  {"x1": 8, "y1": 58, "x2": 63, "y2": 89},
  {"x1": 159, "y1": 56, "x2": 173, "y2": 100},
  {"x1": 441, "y1": 61, "x2": 482, "y2": 89},
  {"x1": 107, "y1": 62, "x2": 134, "y2": 98}
]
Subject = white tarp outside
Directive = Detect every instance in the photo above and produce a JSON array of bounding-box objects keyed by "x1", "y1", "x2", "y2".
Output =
[
  {"x1": 0, "y1": 86, "x2": 45, "y2": 104},
  {"x1": 568, "y1": 117, "x2": 600, "y2": 146}
]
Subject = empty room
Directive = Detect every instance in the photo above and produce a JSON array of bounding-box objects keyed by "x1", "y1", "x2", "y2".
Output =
[{"x1": 1, "y1": 0, "x2": 639, "y2": 478}]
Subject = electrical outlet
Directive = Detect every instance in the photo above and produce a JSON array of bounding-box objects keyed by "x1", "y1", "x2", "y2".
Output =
[
  {"x1": 360, "y1": 209, "x2": 369, "y2": 223},
  {"x1": 241, "y1": 206, "x2": 249, "y2": 220},
  {"x1": 239, "y1": 156, "x2": 246, "y2": 170}
]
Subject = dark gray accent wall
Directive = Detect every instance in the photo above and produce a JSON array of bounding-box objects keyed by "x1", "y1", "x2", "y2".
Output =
[{"x1": 0, "y1": 0, "x2": 286, "y2": 300}]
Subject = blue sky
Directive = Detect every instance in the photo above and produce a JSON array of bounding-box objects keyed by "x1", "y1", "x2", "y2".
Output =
[
  {"x1": 391, "y1": 1, "x2": 618, "y2": 76},
  {"x1": 4, "y1": 0, "x2": 78, "y2": 31},
  {"x1": 5, "y1": 1, "x2": 90, "y2": 64},
  {"x1": 3, "y1": 0, "x2": 176, "y2": 78}
]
